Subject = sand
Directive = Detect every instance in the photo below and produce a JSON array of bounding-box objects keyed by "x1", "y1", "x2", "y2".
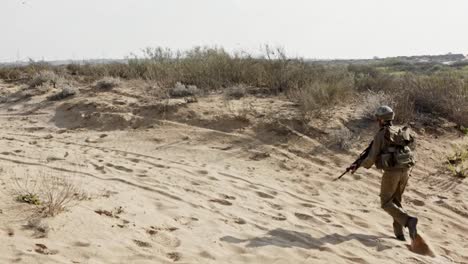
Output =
[{"x1": 0, "y1": 80, "x2": 466, "y2": 263}]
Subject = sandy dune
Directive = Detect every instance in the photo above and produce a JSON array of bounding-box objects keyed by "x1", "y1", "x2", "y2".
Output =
[{"x1": 0, "y1": 80, "x2": 466, "y2": 263}]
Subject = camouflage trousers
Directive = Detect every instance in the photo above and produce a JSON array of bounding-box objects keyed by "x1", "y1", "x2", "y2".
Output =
[{"x1": 380, "y1": 168, "x2": 410, "y2": 236}]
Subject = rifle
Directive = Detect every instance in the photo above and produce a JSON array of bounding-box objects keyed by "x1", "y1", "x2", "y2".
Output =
[{"x1": 333, "y1": 141, "x2": 373, "y2": 181}]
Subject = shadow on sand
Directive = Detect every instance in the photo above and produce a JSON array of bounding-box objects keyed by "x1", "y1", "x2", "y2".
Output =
[{"x1": 220, "y1": 228, "x2": 393, "y2": 251}]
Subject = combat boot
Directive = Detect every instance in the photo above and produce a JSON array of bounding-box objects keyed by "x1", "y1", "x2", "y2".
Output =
[
  {"x1": 406, "y1": 216, "x2": 418, "y2": 240},
  {"x1": 395, "y1": 234, "x2": 406, "y2": 241},
  {"x1": 393, "y1": 221, "x2": 405, "y2": 241}
]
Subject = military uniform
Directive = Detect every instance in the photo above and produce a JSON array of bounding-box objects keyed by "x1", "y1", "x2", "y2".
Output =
[{"x1": 360, "y1": 125, "x2": 411, "y2": 238}]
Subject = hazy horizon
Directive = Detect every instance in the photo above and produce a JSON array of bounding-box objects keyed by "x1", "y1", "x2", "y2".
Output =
[{"x1": 2, "y1": 0, "x2": 468, "y2": 62}]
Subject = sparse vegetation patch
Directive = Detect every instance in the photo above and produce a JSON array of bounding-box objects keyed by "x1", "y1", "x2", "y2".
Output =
[
  {"x1": 11, "y1": 170, "x2": 84, "y2": 218},
  {"x1": 1, "y1": 47, "x2": 468, "y2": 127},
  {"x1": 447, "y1": 147, "x2": 468, "y2": 178}
]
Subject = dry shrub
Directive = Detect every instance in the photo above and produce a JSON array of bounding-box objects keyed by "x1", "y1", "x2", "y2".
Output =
[
  {"x1": 3, "y1": 46, "x2": 467, "y2": 128},
  {"x1": 47, "y1": 86, "x2": 77, "y2": 101},
  {"x1": 39, "y1": 176, "x2": 82, "y2": 217},
  {"x1": 224, "y1": 84, "x2": 247, "y2": 100},
  {"x1": 0, "y1": 67, "x2": 23, "y2": 80},
  {"x1": 288, "y1": 69, "x2": 355, "y2": 114},
  {"x1": 87, "y1": 46, "x2": 333, "y2": 94},
  {"x1": 359, "y1": 91, "x2": 394, "y2": 120},
  {"x1": 95, "y1": 77, "x2": 121, "y2": 90},
  {"x1": 407, "y1": 73, "x2": 468, "y2": 125},
  {"x1": 349, "y1": 64, "x2": 396, "y2": 92},
  {"x1": 168, "y1": 82, "x2": 198, "y2": 97},
  {"x1": 352, "y1": 69, "x2": 468, "y2": 126},
  {"x1": 12, "y1": 170, "x2": 84, "y2": 217},
  {"x1": 329, "y1": 127, "x2": 356, "y2": 150},
  {"x1": 29, "y1": 70, "x2": 61, "y2": 88}
]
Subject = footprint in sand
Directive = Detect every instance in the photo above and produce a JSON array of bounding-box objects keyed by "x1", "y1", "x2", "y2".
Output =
[
  {"x1": 208, "y1": 176, "x2": 219, "y2": 181},
  {"x1": 295, "y1": 213, "x2": 313, "y2": 220},
  {"x1": 294, "y1": 212, "x2": 322, "y2": 224},
  {"x1": 300, "y1": 203, "x2": 316, "y2": 208},
  {"x1": 199, "y1": 251, "x2": 216, "y2": 260},
  {"x1": 354, "y1": 221, "x2": 370, "y2": 228},
  {"x1": 73, "y1": 241, "x2": 91, "y2": 247},
  {"x1": 197, "y1": 170, "x2": 209, "y2": 175},
  {"x1": 147, "y1": 226, "x2": 178, "y2": 235},
  {"x1": 248, "y1": 184, "x2": 259, "y2": 190},
  {"x1": 167, "y1": 252, "x2": 181, "y2": 262},
  {"x1": 272, "y1": 213, "x2": 287, "y2": 221},
  {"x1": 174, "y1": 216, "x2": 198, "y2": 226},
  {"x1": 304, "y1": 186, "x2": 320, "y2": 196},
  {"x1": 268, "y1": 203, "x2": 283, "y2": 210},
  {"x1": 91, "y1": 163, "x2": 106, "y2": 173},
  {"x1": 133, "y1": 239, "x2": 152, "y2": 248},
  {"x1": 411, "y1": 199, "x2": 425, "y2": 206},
  {"x1": 106, "y1": 163, "x2": 133, "y2": 173},
  {"x1": 151, "y1": 232, "x2": 181, "y2": 248},
  {"x1": 219, "y1": 194, "x2": 236, "y2": 200},
  {"x1": 35, "y1": 244, "x2": 58, "y2": 255},
  {"x1": 256, "y1": 191, "x2": 275, "y2": 199},
  {"x1": 233, "y1": 218, "x2": 246, "y2": 224},
  {"x1": 209, "y1": 199, "x2": 232, "y2": 206}
]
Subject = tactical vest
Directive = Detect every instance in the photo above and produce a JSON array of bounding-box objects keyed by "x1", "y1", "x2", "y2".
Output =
[{"x1": 380, "y1": 125, "x2": 416, "y2": 169}]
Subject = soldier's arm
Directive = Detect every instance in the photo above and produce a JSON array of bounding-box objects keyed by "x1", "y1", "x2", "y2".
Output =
[{"x1": 360, "y1": 130, "x2": 384, "y2": 169}]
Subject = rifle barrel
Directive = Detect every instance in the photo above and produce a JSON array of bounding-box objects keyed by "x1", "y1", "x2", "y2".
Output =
[{"x1": 333, "y1": 169, "x2": 349, "y2": 181}]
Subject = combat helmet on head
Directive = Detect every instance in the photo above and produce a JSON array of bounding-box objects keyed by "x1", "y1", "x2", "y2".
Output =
[{"x1": 375, "y1": 105, "x2": 394, "y2": 121}]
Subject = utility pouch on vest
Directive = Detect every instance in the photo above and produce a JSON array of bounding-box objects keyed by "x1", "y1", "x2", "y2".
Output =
[
  {"x1": 393, "y1": 146, "x2": 415, "y2": 168},
  {"x1": 380, "y1": 153, "x2": 394, "y2": 169}
]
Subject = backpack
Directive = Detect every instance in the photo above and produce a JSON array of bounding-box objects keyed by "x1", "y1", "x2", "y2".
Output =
[{"x1": 380, "y1": 126, "x2": 416, "y2": 169}]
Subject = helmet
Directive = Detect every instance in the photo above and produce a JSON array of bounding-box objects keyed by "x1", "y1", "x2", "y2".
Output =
[{"x1": 375, "y1": 105, "x2": 394, "y2": 121}]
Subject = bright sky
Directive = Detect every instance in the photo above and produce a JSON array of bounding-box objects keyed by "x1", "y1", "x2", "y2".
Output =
[{"x1": 1, "y1": 0, "x2": 467, "y2": 62}]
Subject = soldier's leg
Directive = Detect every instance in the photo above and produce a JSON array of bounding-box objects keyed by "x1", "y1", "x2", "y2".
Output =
[
  {"x1": 380, "y1": 169, "x2": 409, "y2": 228},
  {"x1": 393, "y1": 221, "x2": 404, "y2": 240},
  {"x1": 392, "y1": 169, "x2": 410, "y2": 239}
]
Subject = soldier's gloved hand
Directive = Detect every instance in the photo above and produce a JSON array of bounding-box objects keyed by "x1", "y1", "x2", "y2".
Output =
[{"x1": 349, "y1": 163, "x2": 358, "y2": 174}]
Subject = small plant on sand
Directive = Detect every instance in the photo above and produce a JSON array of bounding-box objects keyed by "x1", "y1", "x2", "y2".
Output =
[
  {"x1": 446, "y1": 148, "x2": 468, "y2": 178},
  {"x1": 39, "y1": 176, "x2": 82, "y2": 217},
  {"x1": 17, "y1": 193, "x2": 42, "y2": 205},
  {"x1": 12, "y1": 170, "x2": 84, "y2": 217}
]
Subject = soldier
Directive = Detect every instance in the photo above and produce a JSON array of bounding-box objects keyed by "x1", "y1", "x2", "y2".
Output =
[{"x1": 350, "y1": 105, "x2": 418, "y2": 241}]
